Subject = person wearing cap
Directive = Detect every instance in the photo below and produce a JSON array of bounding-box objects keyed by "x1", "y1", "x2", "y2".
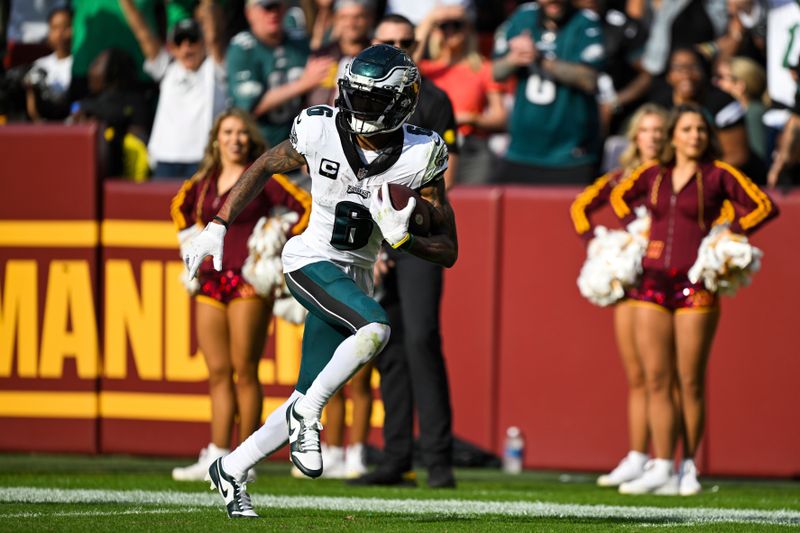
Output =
[
  {"x1": 227, "y1": 0, "x2": 334, "y2": 148},
  {"x1": 119, "y1": 0, "x2": 228, "y2": 179}
]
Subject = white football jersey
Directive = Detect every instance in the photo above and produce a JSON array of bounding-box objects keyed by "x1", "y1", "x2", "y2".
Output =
[{"x1": 281, "y1": 105, "x2": 448, "y2": 273}]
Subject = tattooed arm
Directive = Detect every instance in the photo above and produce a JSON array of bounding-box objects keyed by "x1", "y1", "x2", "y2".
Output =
[
  {"x1": 184, "y1": 139, "x2": 306, "y2": 278},
  {"x1": 215, "y1": 139, "x2": 306, "y2": 225},
  {"x1": 540, "y1": 58, "x2": 598, "y2": 94},
  {"x1": 408, "y1": 178, "x2": 458, "y2": 268}
]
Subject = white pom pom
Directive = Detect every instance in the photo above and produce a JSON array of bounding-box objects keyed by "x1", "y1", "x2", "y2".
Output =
[
  {"x1": 688, "y1": 224, "x2": 763, "y2": 297},
  {"x1": 577, "y1": 210, "x2": 650, "y2": 307},
  {"x1": 177, "y1": 224, "x2": 202, "y2": 246},
  {"x1": 178, "y1": 234, "x2": 201, "y2": 295},
  {"x1": 180, "y1": 268, "x2": 200, "y2": 295},
  {"x1": 273, "y1": 295, "x2": 307, "y2": 324},
  {"x1": 241, "y1": 215, "x2": 293, "y2": 297}
]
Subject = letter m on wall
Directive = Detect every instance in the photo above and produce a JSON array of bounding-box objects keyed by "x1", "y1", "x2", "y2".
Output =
[{"x1": 0, "y1": 261, "x2": 38, "y2": 378}]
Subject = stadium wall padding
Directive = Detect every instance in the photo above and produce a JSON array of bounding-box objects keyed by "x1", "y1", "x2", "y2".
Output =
[
  {"x1": 1, "y1": 126, "x2": 798, "y2": 477},
  {"x1": 0, "y1": 125, "x2": 101, "y2": 454}
]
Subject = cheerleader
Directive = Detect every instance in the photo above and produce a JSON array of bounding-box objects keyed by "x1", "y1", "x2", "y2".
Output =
[{"x1": 610, "y1": 103, "x2": 778, "y2": 495}]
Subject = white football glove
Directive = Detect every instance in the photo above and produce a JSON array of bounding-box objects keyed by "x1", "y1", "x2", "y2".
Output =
[
  {"x1": 184, "y1": 222, "x2": 226, "y2": 279},
  {"x1": 370, "y1": 183, "x2": 416, "y2": 249}
]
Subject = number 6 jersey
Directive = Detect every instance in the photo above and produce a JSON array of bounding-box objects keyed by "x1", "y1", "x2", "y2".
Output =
[{"x1": 281, "y1": 105, "x2": 448, "y2": 274}]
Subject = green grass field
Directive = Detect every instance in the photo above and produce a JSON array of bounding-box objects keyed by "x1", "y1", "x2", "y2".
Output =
[{"x1": 0, "y1": 453, "x2": 798, "y2": 532}]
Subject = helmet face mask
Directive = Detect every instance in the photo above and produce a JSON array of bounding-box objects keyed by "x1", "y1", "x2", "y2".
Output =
[{"x1": 336, "y1": 44, "x2": 420, "y2": 136}]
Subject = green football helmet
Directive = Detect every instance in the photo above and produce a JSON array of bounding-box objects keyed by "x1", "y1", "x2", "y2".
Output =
[{"x1": 336, "y1": 44, "x2": 420, "y2": 135}]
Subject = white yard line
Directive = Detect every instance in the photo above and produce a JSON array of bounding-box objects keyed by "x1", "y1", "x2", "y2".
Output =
[
  {"x1": 0, "y1": 487, "x2": 798, "y2": 526},
  {"x1": 3, "y1": 507, "x2": 203, "y2": 518}
]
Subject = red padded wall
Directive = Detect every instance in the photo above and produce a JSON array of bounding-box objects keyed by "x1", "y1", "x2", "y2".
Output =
[
  {"x1": 0, "y1": 125, "x2": 100, "y2": 454},
  {"x1": 704, "y1": 193, "x2": 800, "y2": 476},
  {"x1": 442, "y1": 188, "x2": 504, "y2": 451},
  {"x1": 494, "y1": 187, "x2": 628, "y2": 471}
]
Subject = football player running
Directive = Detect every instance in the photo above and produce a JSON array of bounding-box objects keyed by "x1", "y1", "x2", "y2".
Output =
[{"x1": 183, "y1": 44, "x2": 457, "y2": 518}]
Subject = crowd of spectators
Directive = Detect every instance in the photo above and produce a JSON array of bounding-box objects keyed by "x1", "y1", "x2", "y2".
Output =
[{"x1": 1, "y1": 0, "x2": 798, "y2": 187}]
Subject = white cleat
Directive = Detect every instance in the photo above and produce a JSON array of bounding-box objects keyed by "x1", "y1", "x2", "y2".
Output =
[
  {"x1": 619, "y1": 459, "x2": 679, "y2": 495},
  {"x1": 207, "y1": 457, "x2": 258, "y2": 518},
  {"x1": 679, "y1": 458, "x2": 702, "y2": 496},
  {"x1": 597, "y1": 451, "x2": 649, "y2": 487},
  {"x1": 321, "y1": 444, "x2": 348, "y2": 479},
  {"x1": 345, "y1": 443, "x2": 368, "y2": 479},
  {"x1": 286, "y1": 399, "x2": 323, "y2": 478},
  {"x1": 172, "y1": 443, "x2": 228, "y2": 481}
]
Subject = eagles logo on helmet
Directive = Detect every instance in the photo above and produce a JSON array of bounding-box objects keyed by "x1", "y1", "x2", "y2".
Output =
[{"x1": 336, "y1": 44, "x2": 421, "y2": 136}]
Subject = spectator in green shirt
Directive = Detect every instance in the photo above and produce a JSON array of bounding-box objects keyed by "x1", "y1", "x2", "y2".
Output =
[
  {"x1": 227, "y1": 0, "x2": 334, "y2": 147},
  {"x1": 492, "y1": 0, "x2": 605, "y2": 184}
]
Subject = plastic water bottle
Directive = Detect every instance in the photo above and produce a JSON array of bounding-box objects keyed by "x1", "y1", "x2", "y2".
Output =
[{"x1": 503, "y1": 426, "x2": 524, "y2": 474}]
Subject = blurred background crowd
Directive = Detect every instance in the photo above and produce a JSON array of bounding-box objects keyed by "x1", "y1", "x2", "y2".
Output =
[{"x1": 1, "y1": 0, "x2": 798, "y2": 188}]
